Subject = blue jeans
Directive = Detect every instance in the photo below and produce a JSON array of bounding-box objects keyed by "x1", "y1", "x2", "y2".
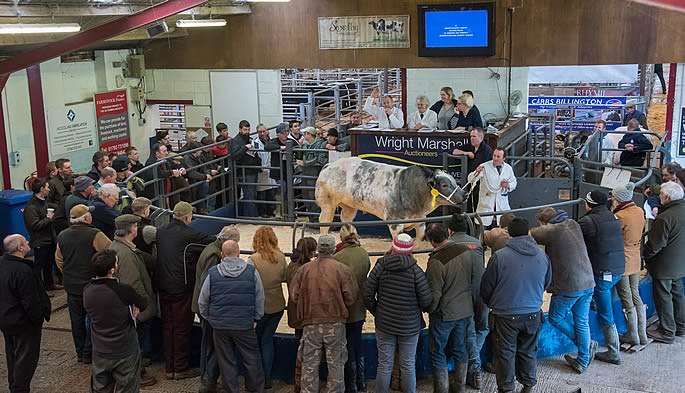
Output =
[
  {"x1": 194, "y1": 181, "x2": 209, "y2": 210},
  {"x1": 593, "y1": 274, "x2": 622, "y2": 327},
  {"x1": 548, "y1": 288, "x2": 594, "y2": 367},
  {"x1": 255, "y1": 310, "x2": 284, "y2": 383},
  {"x1": 466, "y1": 299, "x2": 489, "y2": 375},
  {"x1": 429, "y1": 317, "x2": 470, "y2": 369},
  {"x1": 375, "y1": 329, "x2": 418, "y2": 393},
  {"x1": 200, "y1": 318, "x2": 220, "y2": 385}
]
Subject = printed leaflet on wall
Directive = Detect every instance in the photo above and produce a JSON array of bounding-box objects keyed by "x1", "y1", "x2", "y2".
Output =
[
  {"x1": 95, "y1": 90, "x2": 130, "y2": 154},
  {"x1": 47, "y1": 102, "x2": 96, "y2": 157}
]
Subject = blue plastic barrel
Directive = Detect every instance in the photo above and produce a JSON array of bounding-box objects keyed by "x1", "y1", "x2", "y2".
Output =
[{"x1": 0, "y1": 189, "x2": 33, "y2": 240}]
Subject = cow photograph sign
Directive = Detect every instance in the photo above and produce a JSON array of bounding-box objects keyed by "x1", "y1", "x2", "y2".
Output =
[{"x1": 318, "y1": 15, "x2": 410, "y2": 49}]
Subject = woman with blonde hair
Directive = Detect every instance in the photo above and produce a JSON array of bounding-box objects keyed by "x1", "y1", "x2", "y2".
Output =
[
  {"x1": 286, "y1": 236, "x2": 318, "y2": 393},
  {"x1": 334, "y1": 224, "x2": 371, "y2": 393},
  {"x1": 430, "y1": 87, "x2": 458, "y2": 130},
  {"x1": 449, "y1": 94, "x2": 483, "y2": 130},
  {"x1": 249, "y1": 226, "x2": 287, "y2": 390}
]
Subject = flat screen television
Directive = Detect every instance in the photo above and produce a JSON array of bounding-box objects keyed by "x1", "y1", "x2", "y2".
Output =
[{"x1": 418, "y1": 3, "x2": 496, "y2": 57}]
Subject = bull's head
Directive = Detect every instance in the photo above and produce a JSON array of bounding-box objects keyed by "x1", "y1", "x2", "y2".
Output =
[{"x1": 423, "y1": 168, "x2": 466, "y2": 206}]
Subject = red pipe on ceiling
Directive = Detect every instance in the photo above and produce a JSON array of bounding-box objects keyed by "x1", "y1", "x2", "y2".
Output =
[{"x1": 0, "y1": 0, "x2": 208, "y2": 77}]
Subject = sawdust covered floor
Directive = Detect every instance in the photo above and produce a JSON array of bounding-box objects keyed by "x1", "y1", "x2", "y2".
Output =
[{"x1": 232, "y1": 223, "x2": 551, "y2": 334}]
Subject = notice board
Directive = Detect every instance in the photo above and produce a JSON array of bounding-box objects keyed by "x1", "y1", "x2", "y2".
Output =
[{"x1": 95, "y1": 89, "x2": 130, "y2": 154}]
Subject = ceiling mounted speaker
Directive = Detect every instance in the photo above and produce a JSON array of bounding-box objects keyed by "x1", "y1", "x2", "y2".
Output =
[{"x1": 146, "y1": 21, "x2": 169, "y2": 38}]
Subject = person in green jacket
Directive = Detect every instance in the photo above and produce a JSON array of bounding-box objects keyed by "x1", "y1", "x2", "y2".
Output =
[
  {"x1": 296, "y1": 127, "x2": 328, "y2": 220},
  {"x1": 334, "y1": 224, "x2": 371, "y2": 393},
  {"x1": 110, "y1": 214, "x2": 157, "y2": 387}
]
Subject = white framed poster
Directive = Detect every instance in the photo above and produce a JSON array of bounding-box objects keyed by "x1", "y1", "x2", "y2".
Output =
[{"x1": 318, "y1": 15, "x2": 410, "y2": 49}]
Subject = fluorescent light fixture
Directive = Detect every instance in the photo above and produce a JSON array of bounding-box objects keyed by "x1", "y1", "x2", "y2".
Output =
[
  {"x1": 176, "y1": 19, "x2": 227, "y2": 28},
  {"x1": 0, "y1": 23, "x2": 81, "y2": 34}
]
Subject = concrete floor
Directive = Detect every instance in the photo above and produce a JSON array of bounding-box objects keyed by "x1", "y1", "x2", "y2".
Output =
[{"x1": 1, "y1": 291, "x2": 684, "y2": 393}]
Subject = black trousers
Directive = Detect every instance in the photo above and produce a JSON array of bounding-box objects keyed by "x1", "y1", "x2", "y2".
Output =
[
  {"x1": 493, "y1": 312, "x2": 541, "y2": 393},
  {"x1": 214, "y1": 327, "x2": 265, "y2": 393},
  {"x1": 66, "y1": 293, "x2": 92, "y2": 361},
  {"x1": 3, "y1": 324, "x2": 43, "y2": 393},
  {"x1": 33, "y1": 245, "x2": 56, "y2": 289},
  {"x1": 652, "y1": 277, "x2": 685, "y2": 336},
  {"x1": 344, "y1": 321, "x2": 364, "y2": 393},
  {"x1": 257, "y1": 188, "x2": 276, "y2": 217}
]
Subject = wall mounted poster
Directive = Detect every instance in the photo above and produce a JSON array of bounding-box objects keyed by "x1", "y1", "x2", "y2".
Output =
[
  {"x1": 47, "y1": 102, "x2": 96, "y2": 157},
  {"x1": 95, "y1": 89, "x2": 130, "y2": 154},
  {"x1": 318, "y1": 15, "x2": 410, "y2": 49}
]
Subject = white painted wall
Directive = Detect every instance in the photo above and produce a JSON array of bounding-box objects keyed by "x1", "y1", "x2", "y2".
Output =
[
  {"x1": 146, "y1": 68, "x2": 283, "y2": 134},
  {"x1": 0, "y1": 63, "x2": 282, "y2": 189},
  {"x1": 670, "y1": 63, "x2": 684, "y2": 166},
  {"x1": 406, "y1": 67, "x2": 529, "y2": 122},
  {"x1": 1, "y1": 70, "x2": 35, "y2": 189},
  {"x1": 0, "y1": 50, "x2": 151, "y2": 189}
]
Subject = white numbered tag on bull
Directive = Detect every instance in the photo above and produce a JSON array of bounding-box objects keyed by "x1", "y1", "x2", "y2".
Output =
[{"x1": 600, "y1": 167, "x2": 632, "y2": 190}]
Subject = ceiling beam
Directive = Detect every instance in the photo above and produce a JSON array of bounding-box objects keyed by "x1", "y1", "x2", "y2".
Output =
[
  {"x1": 0, "y1": 27, "x2": 188, "y2": 46},
  {"x1": 0, "y1": 4, "x2": 250, "y2": 17},
  {"x1": 0, "y1": 0, "x2": 209, "y2": 76}
]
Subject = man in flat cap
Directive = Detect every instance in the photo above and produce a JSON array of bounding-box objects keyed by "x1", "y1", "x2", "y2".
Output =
[
  {"x1": 56, "y1": 204, "x2": 112, "y2": 364},
  {"x1": 155, "y1": 201, "x2": 215, "y2": 380},
  {"x1": 110, "y1": 214, "x2": 157, "y2": 387}
]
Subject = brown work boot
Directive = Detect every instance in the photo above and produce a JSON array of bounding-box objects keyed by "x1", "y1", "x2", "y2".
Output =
[{"x1": 174, "y1": 368, "x2": 200, "y2": 380}]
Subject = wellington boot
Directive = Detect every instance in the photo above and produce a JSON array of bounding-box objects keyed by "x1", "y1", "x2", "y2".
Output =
[
  {"x1": 432, "y1": 367, "x2": 449, "y2": 393},
  {"x1": 619, "y1": 307, "x2": 640, "y2": 347},
  {"x1": 448, "y1": 363, "x2": 467, "y2": 393},
  {"x1": 637, "y1": 304, "x2": 653, "y2": 347},
  {"x1": 595, "y1": 324, "x2": 622, "y2": 365}
]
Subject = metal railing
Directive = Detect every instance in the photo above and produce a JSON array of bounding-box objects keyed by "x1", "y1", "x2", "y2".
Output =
[{"x1": 281, "y1": 68, "x2": 402, "y2": 127}]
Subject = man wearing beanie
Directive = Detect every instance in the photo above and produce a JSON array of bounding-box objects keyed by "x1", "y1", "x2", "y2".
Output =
[
  {"x1": 364, "y1": 233, "x2": 432, "y2": 393},
  {"x1": 447, "y1": 214, "x2": 486, "y2": 389},
  {"x1": 155, "y1": 201, "x2": 215, "y2": 380},
  {"x1": 480, "y1": 218, "x2": 551, "y2": 393},
  {"x1": 290, "y1": 235, "x2": 358, "y2": 393},
  {"x1": 578, "y1": 190, "x2": 625, "y2": 364},
  {"x1": 531, "y1": 208, "x2": 597, "y2": 373},
  {"x1": 333, "y1": 224, "x2": 371, "y2": 393},
  {"x1": 610, "y1": 183, "x2": 649, "y2": 350}
]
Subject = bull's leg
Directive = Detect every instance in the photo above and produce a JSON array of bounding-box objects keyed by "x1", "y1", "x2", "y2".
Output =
[
  {"x1": 388, "y1": 224, "x2": 404, "y2": 240},
  {"x1": 340, "y1": 204, "x2": 358, "y2": 224},
  {"x1": 415, "y1": 223, "x2": 426, "y2": 242},
  {"x1": 319, "y1": 204, "x2": 336, "y2": 234}
]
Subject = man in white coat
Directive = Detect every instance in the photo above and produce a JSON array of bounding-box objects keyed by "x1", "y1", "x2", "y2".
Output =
[
  {"x1": 407, "y1": 95, "x2": 438, "y2": 129},
  {"x1": 363, "y1": 87, "x2": 404, "y2": 129},
  {"x1": 467, "y1": 147, "x2": 517, "y2": 228}
]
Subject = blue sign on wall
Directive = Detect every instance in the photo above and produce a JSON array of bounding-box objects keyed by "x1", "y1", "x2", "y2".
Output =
[{"x1": 528, "y1": 96, "x2": 627, "y2": 109}]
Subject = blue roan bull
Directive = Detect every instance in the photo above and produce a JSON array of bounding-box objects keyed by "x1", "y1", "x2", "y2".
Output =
[{"x1": 316, "y1": 157, "x2": 466, "y2": 240}]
